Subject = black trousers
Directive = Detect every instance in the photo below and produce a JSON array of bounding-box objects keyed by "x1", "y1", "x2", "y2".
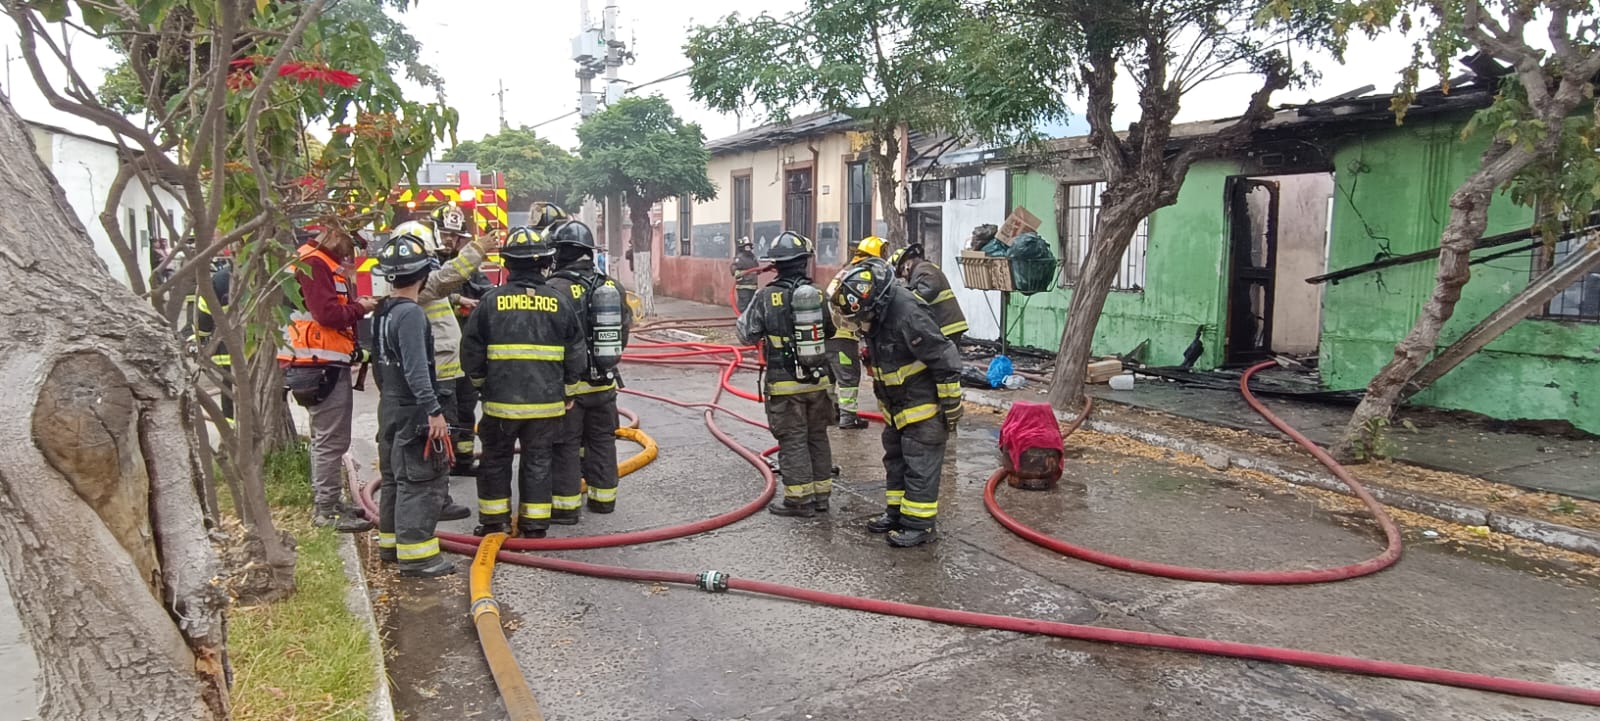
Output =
[
  {"x1": 554, "y1": 390, "x2": 620, "y2": 509},
  {"x1": 736, "y1": 287, "x2": 757, "y2": 313},
  {"x1": 452, "y1": 376, "x2": 478, "y2": 459},
  {"x1": 477, "y1": 415, "x2": 561, "y2": 530},
  {"x1": 377, "y1": 402, "x2": 448, "y2": 569},
  {"x1": 765, "y1": 390, "x2": 835, "y2": 503},
  {"x1": 881, "y1": 418, "x2": 948, "y2": 531}
]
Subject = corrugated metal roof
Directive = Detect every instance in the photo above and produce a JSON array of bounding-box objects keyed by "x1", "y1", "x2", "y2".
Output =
[{"x1": 705, "y1": 111, "x2": 860, "y2": 154}]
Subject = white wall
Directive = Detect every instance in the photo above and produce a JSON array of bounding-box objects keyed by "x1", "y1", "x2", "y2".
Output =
[
  {"x1": 1259, "y1": 172, "x2": 1333, "y2": 355},
  {"x1": 41, "y1": 129, "x2": 183, "y2": 288},
  {"x1": 936, "y1": 167, "x2": 1008, "y2": 341}
]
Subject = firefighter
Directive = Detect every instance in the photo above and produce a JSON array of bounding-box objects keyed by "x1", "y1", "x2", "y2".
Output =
[
  {"x1": 279, "y1": 226, "x2": 376, "y2": 533},
  {"x1": 736, "y1": 231, "x2": 837, "y2": 516},
  {"x1": 889, "y1": 242, "x2": 969, "y2": 341},
  {"x1": 546, "y1": 219, "x2": 633, "y2": 518},
  {"x1": 193, "y1": 253, "x2": 234, "y2": 427},
  {"x1": 449, "y1": 261, "x2": 496, "y2": 477},
  {"x1": 825, "y1": 235, "x2": 886, "y2": 429},
  {"x1": 370, "y1": 233, "x2": 457, "y2": 577},
  {"x1": 529, "y1": 202, "x2": 570, "y2": 232},
  {"x1": 417, "y1": 205, "x2": 495, "y2": 478},
  {"x1": 461, "y1": 228, "x2": 588, "y2": 538},
  {"x1": 830, "y1": 258, "x2": 964, "y2": 547},
  {"x1": 731, "y1": 237, "x2": 761, "y2": 311}
]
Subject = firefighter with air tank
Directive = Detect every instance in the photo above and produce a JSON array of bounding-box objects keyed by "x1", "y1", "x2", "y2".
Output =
[
  {"x1": 889, "y1": 242, "x2": 969, "y2": 341},
  {"x1": 545, "y1": 218, "x2": 633, "y2": 521},
  {"x1": 825, "y1": 235, "x2": 886, "y2": 429},
  {"x1": 736, "y1": 231, "x2": 838, "y2": 517},
  {"x1": 460, "y1": 227, "x2": 588, "y2": 538}
]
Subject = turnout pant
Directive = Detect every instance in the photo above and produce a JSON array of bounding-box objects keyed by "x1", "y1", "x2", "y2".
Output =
[
  {"x1": 764, "y1": 390, "x2": 835, "y2": 505},
  {"x1": 453, "y1": 376, "x2": 479, "y2": 460},
  {"x1": 735, "y1": 287, "x2": 757, "y2": 313},
  {"x1": 554, "y1": 390, "x2": 621, "y2": 511},
  {"x1": 881, "y1": 418, "x2": 949, "y2": 531},
  {"x1": 477, "y1": 415, "x2": 561, "y2": 531},
  {"x1": 377, "y1": 403, "x2": 449, "y2": 570},
  {"x1": 826, "y1": 338, "x2": 862, "y2": 414},
  {"x1": 307, "y1": 366, "x2": 353, "y2": 510}
]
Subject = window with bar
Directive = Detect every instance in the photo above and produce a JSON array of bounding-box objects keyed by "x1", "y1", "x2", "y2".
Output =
[
  {"x1": 1059, "y1": 181, "x2": 1149, "y2": 291},
  {"x1": 677, "y1": 195, "x2": 693, "y2": 256},
  {"x1": 954, "y1": 173, "x2": 984, "y2": 200},
  {"x1": 846, "y1": 161, "x2": 871, "y2": 242},
  {"x1": 1534, "y1": 234, "x2": 1600, "y2": 321}
]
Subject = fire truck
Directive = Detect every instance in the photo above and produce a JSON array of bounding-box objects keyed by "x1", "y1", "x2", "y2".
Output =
[{"x1": 356, "y1": 162, "x2": 511, "y2": 296}]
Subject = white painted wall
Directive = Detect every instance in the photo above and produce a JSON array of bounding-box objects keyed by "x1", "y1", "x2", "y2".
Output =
[
  {"x1": 935, "y1": 167, "x2": 1008, "y2": 341},
  {"x1": 1258, "y1": 172, "x2": 1333, "y2": 356},
  {"x1": 34, "y1": 125, "x2": 184, "y2": 288}
]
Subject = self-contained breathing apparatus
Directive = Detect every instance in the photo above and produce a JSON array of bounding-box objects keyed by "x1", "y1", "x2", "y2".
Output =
[{"x1": 557, "y1": 269, "x2": 626, "y2": 386}]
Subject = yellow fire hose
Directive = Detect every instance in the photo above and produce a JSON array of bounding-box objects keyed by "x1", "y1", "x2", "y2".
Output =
[{"x1": 467, "y1": 426, "x2": 659, "y2": 718}]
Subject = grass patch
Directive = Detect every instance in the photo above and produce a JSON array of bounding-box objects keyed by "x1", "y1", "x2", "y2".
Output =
[{"x1": 225, "y1": 444, "x2": 375, "y2": 721}]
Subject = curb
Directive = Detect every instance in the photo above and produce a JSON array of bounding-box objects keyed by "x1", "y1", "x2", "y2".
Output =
[
  {"x1": 336, "y1": 533, "x2": 396, "y2": 721},
  {"x1": 964, "y1": 391, "x2": 1600, "y2": 558}
]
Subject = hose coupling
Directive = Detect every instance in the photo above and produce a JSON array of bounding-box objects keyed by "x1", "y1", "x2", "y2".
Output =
[
  {"x1": 470, "y1": 596, "x2": 501, "y2": 620},
  {"x1": 696, "y1": 570, "x2": 730, "y2": 593}
]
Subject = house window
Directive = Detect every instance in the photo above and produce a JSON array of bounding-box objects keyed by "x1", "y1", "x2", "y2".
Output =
[
  {"x1": 1060, "y1": 181, "x2": 1149, "y2": 291},
  {"x1": 954, "y1": 173, "x2": 984, "y2": 200},
  {"x1": 677, "y1": 195, "x2": 693, "y2": 256},
  {"x1": 912, "y1": 179, "x2": 947, "y2": 204},
  {"x1": 846, "y1": 161, "x2": 872, "y2": 243},
  {"x1": 732, "y1": 173, "x2": 753, "y2": 245},
  {"x1": 1535, "y1": 234, "x2": 1600, "y2": 321},
  {"x1": 785, "y1": 168, "x2": 814, "y2": 239}
]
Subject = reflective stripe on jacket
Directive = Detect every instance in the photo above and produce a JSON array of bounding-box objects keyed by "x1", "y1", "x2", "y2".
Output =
[
  {"x1": 461, "y1": 273, "x2": 588, "y2": 420},
  {"x1": 906, "y1": 258, "x2": 968, "y2": 338},
  {"x1": 277, "y1": 246, "x2": 357, "y2": 366},
  {"x1": 864, "y1": 284, "x2": 963, "y2": 429}
]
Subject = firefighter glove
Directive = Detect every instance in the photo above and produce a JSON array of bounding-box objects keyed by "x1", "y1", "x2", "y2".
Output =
[{"x1": 937, "y1": 381, "x2": 963, "y2": 431}]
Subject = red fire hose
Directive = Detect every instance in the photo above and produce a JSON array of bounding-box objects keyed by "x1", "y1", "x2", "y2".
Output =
[
  {"x1": 984, "y1": 361, "x2": 1403, "y2": 584},
  {"x1": 355, "y1": 339, "x2": 1600, "y2": 708}
]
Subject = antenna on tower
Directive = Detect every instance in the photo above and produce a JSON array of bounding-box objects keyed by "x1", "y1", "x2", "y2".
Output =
[{"x1": 493, "y1": 79, "x2": 509, "y2": 131}]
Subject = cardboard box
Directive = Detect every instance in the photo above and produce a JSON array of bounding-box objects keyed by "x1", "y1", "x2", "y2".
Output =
[
  {"x1": 996, "y1": 206, "x2": 1042, "y2": 244},
  {"x1": 1085, "y1": 358, "x2": 1123, "y2": 384}
]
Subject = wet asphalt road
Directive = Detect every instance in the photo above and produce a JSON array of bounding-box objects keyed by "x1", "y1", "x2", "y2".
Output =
[{"x1": 355, "y1": 359, "x2": 1600, "y2": 721}]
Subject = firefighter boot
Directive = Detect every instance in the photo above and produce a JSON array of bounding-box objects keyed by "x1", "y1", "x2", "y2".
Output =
[
  {"x1": 768, "y1": 498, "x2": 816, "y2": 518},
  {"x1": 315, "y1": 503, "x2": 373, "y2": 533},
  {"x1": 439, "y1": 497, "x2": 471, "y2": 522},
  {"x1": 865, "y1": 512, "x2": 901, "y2": 534},
  {"x1": 515, "y1": 525, "x2": 548, "y2": 540},
  {"x1": 472, "y1": 521, "x2": 509, "y2": 537},
  {"x1": 549, "y1": 509, "x2": 582, "y2": 526},
  {"x1": 837, "y1": 411, "x2": 868, "y2": 430},
  {"x1": 400, "y1": 557, "x2": 458, "y2": 578},
  {"x1": 887, "y1": 526, "x2": 938, "y2": 548}
]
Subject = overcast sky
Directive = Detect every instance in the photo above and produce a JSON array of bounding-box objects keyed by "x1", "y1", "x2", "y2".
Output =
[{"x1": 5, "y1": 1, "x2": 1425, "y2": 151}]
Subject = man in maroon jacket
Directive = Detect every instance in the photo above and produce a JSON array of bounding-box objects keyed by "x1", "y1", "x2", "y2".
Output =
[{"x1": 280, "y1": 228, "x2": 378, "y2": 531}]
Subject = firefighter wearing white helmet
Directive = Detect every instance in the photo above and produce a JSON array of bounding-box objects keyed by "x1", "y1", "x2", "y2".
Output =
[{"x1": 736, "y1": 231, "x2": 838, "y2": 517}]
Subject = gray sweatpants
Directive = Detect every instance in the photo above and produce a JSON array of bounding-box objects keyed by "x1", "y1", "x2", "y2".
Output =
[{"x1": 307, "y1": 365, "x2": 354, "y2": 508}]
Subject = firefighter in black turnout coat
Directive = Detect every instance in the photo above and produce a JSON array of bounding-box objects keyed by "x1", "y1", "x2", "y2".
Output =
[
  {"x1": 460, "y1": 227, "x2": 588, "y2": 538},
  {"x1": 545, "y1": 220, "x2": 634, "y2": 520},
  {"x1": 371, "y1": 232, "x2": 456, "y2": 577},
  {"x1": 736, "y1": 231, "x2": 837, "y2": 517},
  {"x1": 830, "y1": 258, "x2": 964, "y2": 547}
]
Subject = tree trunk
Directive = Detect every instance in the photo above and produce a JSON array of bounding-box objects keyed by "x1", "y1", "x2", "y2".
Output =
[
  {"x1": 0, "y1": 95, "x2": 230, "y2": 720},
  {"x1": 1047, "y1": 204, "x2": 1146, "y2": 411},
  {"x1": 869, "y1": 130, "x2": 907, "y2": 247},
  {"x1": 1405, "y1": 237, "x2": 1600, "y2": 393},
  {"x1": 628, "y1": 196, "x2": 655, "y2": 317},
  {"x1": 1334, "y1": 144, "x2": 1533, "y2": 460}
]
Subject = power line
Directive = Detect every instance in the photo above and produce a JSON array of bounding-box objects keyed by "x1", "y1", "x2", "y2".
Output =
[
  {"x1": 528, "y1": 110, "x2": 579, "y2": 131},
  {"x1": 624, "y1": 68, "x2": 691, "y2": 94}
]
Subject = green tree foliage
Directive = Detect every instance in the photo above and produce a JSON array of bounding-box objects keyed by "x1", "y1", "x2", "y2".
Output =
[
  {"x1": 685, "y1": 0, "x2": 1073, "y2": 244},
  {"x1": 442, "y1": 126, "x2": 577, "y2": 210},
  {"x1": 572, "y1": 95, "x2": 716, "y2": 314}
]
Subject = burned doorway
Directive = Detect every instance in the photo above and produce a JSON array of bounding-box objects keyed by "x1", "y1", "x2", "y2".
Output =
[
  {"x1": 1224, "y1": 172, "x2": 1333, "y2": 364},
  {"x1": 908, "y1": 207, "x2": 943, "y2": 263}
]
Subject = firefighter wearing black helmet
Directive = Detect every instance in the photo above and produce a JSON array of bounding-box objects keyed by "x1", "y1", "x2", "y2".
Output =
[
  {"x1": 545, "y1": 219, "x2": 634, "y2": 519},
  {"x1": 889, "y1": 243, "x2": 968, "y2": 341},
  {"x1": 735, "y1": 231, "x2": 838, "y2": 517},
  {"x1": 831, "y1": 258, "x2": 964, "y2": 547},
  {"x1": 461, "y1": 227, "x2": 588, "y2": 538},
  {"x1": 371, "y1": 232, "x2": 456, "y2": 577},
  {"x1": 529, "y1": 202, "x2": 570, "y2": 232}
]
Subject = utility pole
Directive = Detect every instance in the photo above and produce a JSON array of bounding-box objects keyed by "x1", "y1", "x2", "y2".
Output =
[
  {"x1": 572, "y1": 0, "x2": 634, "y2": 255},
  {"x1": 494, "y1": 79, "x2": 508, "y2": 132}
]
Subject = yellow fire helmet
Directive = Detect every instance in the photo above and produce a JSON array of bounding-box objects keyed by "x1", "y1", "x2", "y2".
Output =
[{"x1": 854, "y1": 235, "x2": 886, "y2": 259}]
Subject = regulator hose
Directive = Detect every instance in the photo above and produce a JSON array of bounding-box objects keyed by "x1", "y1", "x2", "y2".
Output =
[
  {"x1": 984, "y1": 360, "x2": 1404, "y2": 584},
  {"x1": 355, "y1": 339, "x2": 1600, "y2": 708}
]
